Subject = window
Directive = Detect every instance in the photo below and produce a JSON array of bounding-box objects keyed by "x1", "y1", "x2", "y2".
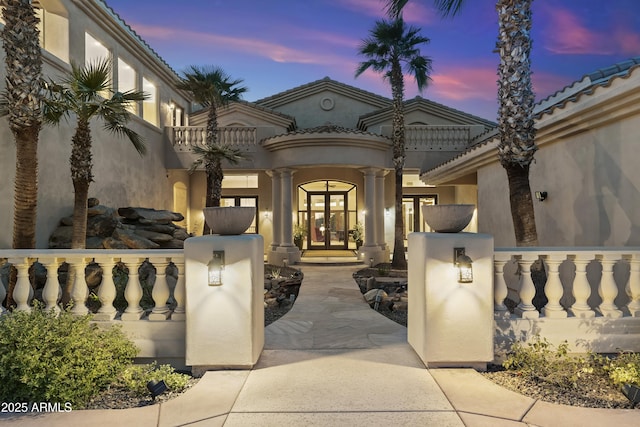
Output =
[
  {"x1": 222, "y1": 174, "x2": 258, "y2": 188},
  {"x1": 221, "y1": 197, "x2": 258, "y2": 233},
  {"x1": 118, "y1": 58, "x2": 137, "y2": 114},
  {"x1": 142, "y1": 77, "x2": 158, "y2": 126},
  {"x1": 85, "y1": 32, "x2": 109, "y2": 65}
]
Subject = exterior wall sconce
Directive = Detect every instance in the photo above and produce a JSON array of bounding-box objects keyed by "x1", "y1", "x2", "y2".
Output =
[
  {"x1": 385, "y1": 208, "x2": 391, "y2": 217},
  {"x1": 454, "y1": 247, "x2": 473, "y2": 283},
  {"x1": 263, "y1": 210, "x2": 271, "y2": 218},
  {"x1": 535, "y1": 191, "x2": 547, "y2": 202},
  {"x1": 208, "y1": 250, "x2": 225, "y2": 286},
  {"x1": 369, "y1": 257, "x2": 374, "y2": 267},
  {"x1": 168, "y1": 102, "x2": 175, "y2": 111}
]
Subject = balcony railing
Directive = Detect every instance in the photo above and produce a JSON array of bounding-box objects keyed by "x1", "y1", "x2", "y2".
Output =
[{"x1": 169, "y1": 126, "x2": 258, "y2": 152}]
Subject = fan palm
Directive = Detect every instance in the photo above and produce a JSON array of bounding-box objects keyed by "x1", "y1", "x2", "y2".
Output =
[
  {"x1": 175, "y1": 66, "x2": 248, "y2": 233},
  {"x1": 42, "y1": 59, "x2": 147, "y2": 249},
  {"x1": 0, "y1": 0, "x2": 43, "y2": 249},
  {"x1": 356, "y1": 18, "x2": 432, "y2": 269},
  {"x1": 387, "y1": 0, "x2": 538, "y2": 246}
]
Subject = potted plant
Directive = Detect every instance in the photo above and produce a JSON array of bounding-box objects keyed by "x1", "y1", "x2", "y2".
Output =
[
  {"x1": 293, "y1": 223, "x2": 306, "y2": 250},
  {"x1": 351, "y1": 222, "x2": 364, "y2": 249}
]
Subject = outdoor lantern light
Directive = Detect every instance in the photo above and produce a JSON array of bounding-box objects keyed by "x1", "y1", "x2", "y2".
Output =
[
  {"x1": 369, "y1": 257, "x2": 374, "y2": 267},
  {"x1": 454, "y1": 247, "x2": 473, "y2": 283},
  {"x1": 207, "y1": 250, "x2": 225, "y2": 286},
  {"x1": 535, "y1": 191, "x2": 548, "y2": 202},
  {"x1": 147, "y1": 379, "x2": 167, "y2": 400}
]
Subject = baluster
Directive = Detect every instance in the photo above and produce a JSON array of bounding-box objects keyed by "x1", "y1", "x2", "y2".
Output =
[
  {"x1": 94, "y1": 257, "x2": 117, "y2": 321},
  {"x1": 172, "y1": 260, "x2": 186, "y2": 321},
  {"x1": 542, "y1": 254, "x2": 568, "y2": 318},
  {"x1": 514, "y1": 254, "x2": 539, "y2": 318},
  {"x1": 149, "y1": 257, "x2": 171, "y2": 320},
  {"x1": 596, "y1": 255, "x2": 623, "y2": 318},
  {"x1": 41, "y1": 257, "x2": 62, "y2": 314},
  {"x1": 121, "y1": 258, "x2": 144, "y2": 321},
  {"x1": 8, "y1": 257, "x2": 32, "y2": 312},
  {"x1": 568, "y1": 255, "x2": 596, "y2": 318},
  {"x1": 628, "y1": 254, "x2": 640, "y2": 317},
  {"x1": 493, "y1": 256, "x2": 510, "y2": 318},
  {"x1": 69, "y1": 257, "x2": 90, "y2": 315}
]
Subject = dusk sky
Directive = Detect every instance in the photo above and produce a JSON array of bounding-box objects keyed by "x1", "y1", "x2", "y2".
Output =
[{"x1": 105, "y1": 0, "x2": 640, "y2": 121}]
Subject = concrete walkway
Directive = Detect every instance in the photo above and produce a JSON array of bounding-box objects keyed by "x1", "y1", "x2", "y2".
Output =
[{"x1": 2, "y1": 265, "x2": 640, "y2": 426}]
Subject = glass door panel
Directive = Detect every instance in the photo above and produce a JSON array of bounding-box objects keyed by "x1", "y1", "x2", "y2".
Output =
[
  {"x1": 309, "y1": 194, "x2": 326, "y2": 247},
  {"x1": 328, "y1": 194, "x2": 346, "y2": 248}
]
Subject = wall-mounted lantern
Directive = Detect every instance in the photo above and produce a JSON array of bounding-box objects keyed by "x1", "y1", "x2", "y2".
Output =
[
  {"x1": 208, "y1": 250, "x2": 225, "y2": 286},
  {"x1": 535, "y1": 191, "x2": 547, "y2": 202},
  {"x1": 454, "y1": 247, "x2": 473, "y2": 283}
]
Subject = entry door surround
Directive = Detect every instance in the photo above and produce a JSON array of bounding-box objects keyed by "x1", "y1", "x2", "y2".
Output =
[{"x1": 307, "y1": 191, "x2": 348, "y2": 250}]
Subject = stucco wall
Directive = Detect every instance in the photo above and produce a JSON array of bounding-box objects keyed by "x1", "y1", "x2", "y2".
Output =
[{"x1": 478, "y1": 113, "x2": 640, "y2": 247}]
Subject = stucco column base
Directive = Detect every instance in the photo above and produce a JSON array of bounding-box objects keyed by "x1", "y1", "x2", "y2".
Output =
[
  {"x1": 408, "y1": 232, "x2": 494, "y2": 369},
  {"x1": 359, "y1": 246, "x2": 386, "y2": 267},
  {"x1": 184, "y1": 235, "x2": 264, "y2": 372},
  {"x1": 268, "y1": 245, "x2": 301, "y2": 266}
]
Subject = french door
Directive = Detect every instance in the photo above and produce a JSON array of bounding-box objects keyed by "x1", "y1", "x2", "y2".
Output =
[{"x1": 307, "y1": 192, "x2": 347, "y2": 249}]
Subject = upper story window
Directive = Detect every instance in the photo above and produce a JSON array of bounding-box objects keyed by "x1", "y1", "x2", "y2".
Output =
[
  {"x1": 142, "y1": 77, "x2": 158, "y2": 127},
  {"x1": 1, "y1": 1, "x2": 69, "y2": 63},
  {"x1": 170, "y1": 102, "x2": 184, "y2": 127},
  {"x1": 85, "y1": 32, "x2": 109, "y2": 65},
  {"x1": 118, "y1": 58, "x2": 137, "y2": 114}
]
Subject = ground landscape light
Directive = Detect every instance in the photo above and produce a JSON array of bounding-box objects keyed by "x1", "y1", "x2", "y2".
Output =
[
  {"x1": 454, "y1": 247, "x2": 473, "y2": 283},
  {"x1": 147, "y1": 379, "x2": 167, "y2": 400},
  {"x1": 208, "y1": 250, "x2": 225, "y2": 286}
]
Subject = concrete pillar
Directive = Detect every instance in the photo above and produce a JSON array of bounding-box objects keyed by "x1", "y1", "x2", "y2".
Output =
[
  {"x1": 185, "y1": 234, "x2": 264, "y2": 374},
  {"x1": 375, "y1": 170, "x2": 387, "y2": 250},
  {"x1": 269, "y1": 170, "x2": 281, "y2": 250},
  {"x1": 408, "y1": 232, "x2": 494, "y2": 369},
  {"x1": 360, "y1": 168, "x2": 384, "y2": 265},
  {"x1": 280, "y1": 168, "x2": 294, "y2": 247}
]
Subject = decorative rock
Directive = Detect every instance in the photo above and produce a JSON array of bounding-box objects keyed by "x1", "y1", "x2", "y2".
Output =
[
  {"x1": 60, "y1": 216, "x2": 74, "y2": 226},
  {"x1": 49, "y1": 226, "x2": 73, "y2": 249},
  {"x1": 114, "y1": 228, "x2": 160, "y2": 249},
  {"x1": 86, "y1": 237, "x2": 105, "y2": 249},
  {"x1": 88, "y1": 197, "x2": 100, "y2": 208},
  {"x1": 103, "y1": 237, "x2": 130, "y2": 249},
  {"x1": 158, "y1": 239, "x2": 185, "y2": 249},
  {"x1": 173, "y1": 228, "x2": 190, "y2": 240},
  {"x1": 87, "y1": 204, "x2": 115, "y2": 217},
  {"x1": 86, "y1": 214, "x2": 118, "y2": 237},
  {"x1": 118, "y1": 207, "x2": 184, "y2": 223},
  {"x1": 364, "y1": 289, "x2": 387, "y2": 304},
  {"x1": 139, "y1": 223, "x2": 176, "y2": 235},
  {"x1": 134, "y1": 229, "x2": 174, "y2": 243}
]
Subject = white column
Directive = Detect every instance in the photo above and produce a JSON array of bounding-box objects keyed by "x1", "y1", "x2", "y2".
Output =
[
  {"x1": 596, "y1": 255, "x2": 623, "y2": 318},
  {"x1": 9, "y1": 257, "x2": 32, "y2": 312},
  {"x1": 268, "y1": 170, "x2": 281, "y2": 250},
  {"x1": 172, "y1": 259, "x2": 186, "y2": 321},
  {"x1": 41, "y1": 257, "x2": 62, "y2": 314},
  {"x1": 121, "y1": 258, "x2": 144, "y2": 321},
  {"x1": 628, "y1": 254, "x2": 640, "y2": 317},
  {"x1": 69, "y1": 257, "x2": 90, "y2": 316},
  {"x1": 568, "y1": 255, "x2": 596, "y2": 318},
  {"x1": 493, "y1": 256, "x2": 510, "y2": 318},
  {"x1": 362, "y1": 168, "x2": 377, "y2": 247},
  {"x1": 542, "y1": 254, "x2": 568, "y2": 318},
  {"x1": 514, "y1": 254, "x2": 539, "y2": 319},
  {"x1": 279, "y1": 168, "x2": 294, "y2": 247},
  {"x1": 375, "y1": 170, "x2": 387, "y2": 249}
]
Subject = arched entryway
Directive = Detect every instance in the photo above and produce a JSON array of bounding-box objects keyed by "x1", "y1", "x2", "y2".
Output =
[{"x1": 297, "y1": 180, "x2": 358, "y2": 250}]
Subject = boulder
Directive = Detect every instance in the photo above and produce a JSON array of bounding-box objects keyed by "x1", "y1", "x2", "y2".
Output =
[
  {"x1": 49, "y1": 226, "x2": 73, "y2": 249},
  {"x1": 172, "y1": 228, "x2": 190, "y2": 240},
  {"x1": 87, "y1": 204, "x2": 115, "y2": 217},
  {"x1": 113, "y1": 228, "x2": 159, "y2": 249},
  {"x1": 86, "y1": 214, "x2": 118, "y2": 237},
  {"x1": 118, "y1": 207, "x2": 184, "y2": 223},
  {"x1": 364, "y1": 289, "x2": 387, "y2": 304},
  {"x1": 85, "y1": 236, "x2": 105, "y2": 249},
  {"x1": 87, "y1": 197, "x2": 100, "y2": 207},
  {"x1": 60, "y1": 216, "x2": 74, "y2": 226},
  {"x1": 134, "y1": 229, "x2": 174, "y2": 243},
  {"x1": 103, "y1": 237, "x2": 130, "y2": 249},
  {"x1": 158, "y1": 239, "x2": 185, "y2": 249},
  {"x1": 139, "y1": 223, "x2": 176, "y2": 235}
]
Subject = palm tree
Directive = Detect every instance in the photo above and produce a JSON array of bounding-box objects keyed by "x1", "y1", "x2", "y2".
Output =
[
  {"x1": 175, "y1": 66, "x2": 247, "y2": 233},
  {"x1": 386, "y1": 0, "x2": 539, "y2": 246},
  {"x1": 0, "y1": 0, "x2": 43, "y2": 249},
  {"x1": 42, "y1": 59, "x2": 147, "y2": 249},
  {"x1": 356, "y1": 18, "x2": 432, "y2": 269}
]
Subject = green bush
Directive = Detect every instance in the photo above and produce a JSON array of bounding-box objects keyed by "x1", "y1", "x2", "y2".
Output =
[
  {"x1": 116, "y1": 362, "x2": 191, "y2": 395},
  {"x1": 599, "y1": 352, "x2": 640, "y2": 387},
  {"x1": 0, "y1": 305, "x2": 138, "y2": 407}
]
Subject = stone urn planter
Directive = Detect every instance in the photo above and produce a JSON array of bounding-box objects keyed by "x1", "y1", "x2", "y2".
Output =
[
  {"x1": 421, "y1": 204, "x2": 475, "y2": 233},
  {"x1": 203, "y1": 206, "x2": 255, "y2": 235}
]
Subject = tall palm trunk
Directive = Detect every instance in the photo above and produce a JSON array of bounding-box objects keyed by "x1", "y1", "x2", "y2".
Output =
[
  {"x1": 391, "y1": 62, "x2": 408, "y2": 269},
  {"x1": 203, "y1": 104, "x2": 219, "y2": 234},
  {"x1": 497, "y1": 0, "x2": 538, "y2": 246},
  {"x1": 70, "y1": 119, "x2": 93, "y2": 249},
  {"x1": 2, "y1": 0, "x2": 42, "y2": 249}
]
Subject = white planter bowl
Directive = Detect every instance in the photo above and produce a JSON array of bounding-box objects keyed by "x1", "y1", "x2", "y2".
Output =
[
  {"x1": 422, "y1": 204, "x2": 475, "y2": 233},
  {"x1": 203, "y1": 206, "x2": 255, "y2": 235}
]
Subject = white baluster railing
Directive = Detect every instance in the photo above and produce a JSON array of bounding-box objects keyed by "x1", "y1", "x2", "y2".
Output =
[
  {"x1": 170, "y1": 126, "x2": 258, "y2": 152},
  {"x1": 0, "y1": 250, "x2": 185, "y2": 322}
]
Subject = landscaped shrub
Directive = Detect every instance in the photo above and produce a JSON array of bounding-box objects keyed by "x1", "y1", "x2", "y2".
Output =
[
  {"x1": 116, "y1": 362, "x2": 191, "y2": 395},
  {"x1": 0, "y1": 305, "x2": 138, "y2": 407},
  {"x1": 598, "y1": 352, "x2": 640, "y2": 387}
]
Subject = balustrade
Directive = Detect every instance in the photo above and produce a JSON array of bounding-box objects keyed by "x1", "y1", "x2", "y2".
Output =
[
  {"x1": 494, "y1": 249, "x2": 640, "y2": 319},
  {"x1": 0, "y1": 250, "x2": 185, "y2": 322},
  {"x1": 170, "y1": 126, "x2": 257, "y2": 152}
]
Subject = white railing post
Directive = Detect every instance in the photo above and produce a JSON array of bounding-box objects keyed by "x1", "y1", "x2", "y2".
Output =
[
  {"x1": 568, "y1": 255, "x2": 596, "y2": 318},
  {"x1": 542, "y1": 254, "x2": 568, "y2": 318},
  {"x1": 494, "y1": 256, "x2": 510, "y2": 318},
  {"x1": 121, "y1": 258, "x2": 144, "y2": 321},
  {"x1": 94, "y1": 256, "x2": 118, "y2": 321},
  {"x1": 628, "y1": 254, "x2": 640, "y2": 317},
  {"x1": 514, "y1": 254, "x2": 539, "y2": 318},
  {"x1": 149, "y1": 257, "x2": 170, "y2": 320},
  {"x1": 8, "y1": 257, "x2": 32, "y2": 312},
  {"x1": 596, "y1": 255, "x2": 623, "y2": 318},
  {"x1": 41, "y1": 257, "x2": 62, "y2": 314},
  {"x1": 172, "y1": 259, "x2": 186, "y2": 321},
  {"x1": 69, "y1": 257, "x2": 90, "y2": 316}
]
